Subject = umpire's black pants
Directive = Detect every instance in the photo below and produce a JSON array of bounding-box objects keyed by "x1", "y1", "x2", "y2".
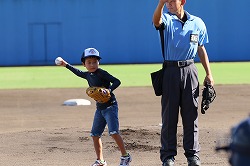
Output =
[{"x1": 160, "y1": 63, "x2": 200, "y2": 162}]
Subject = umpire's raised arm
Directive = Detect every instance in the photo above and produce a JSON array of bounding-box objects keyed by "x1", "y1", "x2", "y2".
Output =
[{"x1": 153, "y1": 0, "x2": 166, "y2": 27}]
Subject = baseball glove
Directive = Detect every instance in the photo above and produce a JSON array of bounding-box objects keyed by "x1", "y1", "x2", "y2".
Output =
[
  {"x1": 201, "y1": 82, "x2": 216, "y2": 114},
  {"x1": 86, "y1": 87, "x2": 111, "y2": 103}
]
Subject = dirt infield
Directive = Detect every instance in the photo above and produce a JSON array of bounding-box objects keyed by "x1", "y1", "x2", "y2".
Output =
[{"x1": 0, "y1": 85, "x2": 249, "y2": 166}]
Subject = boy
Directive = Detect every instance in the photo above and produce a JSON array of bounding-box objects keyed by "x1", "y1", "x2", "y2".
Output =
[{"x1": 56, "y1": 48, "x2": 132, "y2": 166}]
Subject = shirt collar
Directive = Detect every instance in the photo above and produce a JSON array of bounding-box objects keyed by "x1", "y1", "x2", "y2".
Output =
[
  {"x1": 168, "y1": 10, "x2": 195, "y2": 21},
  {"x1": 185, "y1": 11, "x2": 195, "y2": 21}
]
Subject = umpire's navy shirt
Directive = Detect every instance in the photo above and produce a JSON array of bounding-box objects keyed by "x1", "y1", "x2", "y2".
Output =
[{"x1": 66, "y1": 64, "x2": 121, "y2": 110}]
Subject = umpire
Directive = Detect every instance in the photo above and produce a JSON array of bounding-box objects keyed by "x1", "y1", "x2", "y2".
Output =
[{"x1": 152, "y1": 0, "x2": 214, "y2": 166}]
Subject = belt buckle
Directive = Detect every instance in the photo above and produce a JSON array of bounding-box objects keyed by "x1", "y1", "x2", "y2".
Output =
[{"x1": 177, "y1": 61, "x2": 186, "y2": 67}]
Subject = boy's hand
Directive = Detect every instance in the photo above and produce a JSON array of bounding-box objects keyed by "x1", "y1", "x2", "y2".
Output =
[{"x1": 55, "y1": 57, "x2": 68, "y2": 67}]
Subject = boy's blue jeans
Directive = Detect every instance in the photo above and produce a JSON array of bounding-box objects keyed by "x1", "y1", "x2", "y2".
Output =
[{"x1": 90, "y1": 104, "x2": 119, "y2": 137}]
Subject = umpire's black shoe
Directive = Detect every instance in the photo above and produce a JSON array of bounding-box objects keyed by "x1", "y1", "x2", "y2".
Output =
[
  {"x1": 162, "y1": 156, "x2": 175, "y2": 166},
  {"x1": 187, "y1": 156, "x2": 201, "y2": 166}
]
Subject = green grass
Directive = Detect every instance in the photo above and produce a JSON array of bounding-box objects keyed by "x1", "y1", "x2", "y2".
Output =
[
  {"x1": 207, "y1": 62, "x2": 250, "y2": 84},
  {"x1": 0, "y1": 62, "x2": 249, "y2": 89}
]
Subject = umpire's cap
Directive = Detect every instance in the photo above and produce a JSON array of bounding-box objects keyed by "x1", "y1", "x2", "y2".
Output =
[
  {"x1": 81, "y1": 48, "x2": 101, "y2": 62},
  {"x1": 216, "y1": 117, "x2": 250, "y2": 166}
]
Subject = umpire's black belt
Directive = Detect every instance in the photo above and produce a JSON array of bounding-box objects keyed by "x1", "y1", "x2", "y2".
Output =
[{"x1": 164, "y1": 59, "x2": 194, "y2": 68}]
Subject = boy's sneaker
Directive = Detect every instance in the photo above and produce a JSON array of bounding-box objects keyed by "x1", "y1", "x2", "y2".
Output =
[
  {"x1": 92, "y1": 160, "x2": 107, "y2": 166},
  {"x1": 119, "y1": 153, "x2": 132, "y2": 166}
]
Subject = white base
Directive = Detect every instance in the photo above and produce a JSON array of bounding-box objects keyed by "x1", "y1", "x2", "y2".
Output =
[{"x1": 63, "y1": 99, "x2": 91, "y2": 106}]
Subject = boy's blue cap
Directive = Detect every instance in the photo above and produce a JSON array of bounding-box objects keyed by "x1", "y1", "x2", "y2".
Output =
[{"x1": 81, "y1": 48, "x2": 101, "y2": 62}]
